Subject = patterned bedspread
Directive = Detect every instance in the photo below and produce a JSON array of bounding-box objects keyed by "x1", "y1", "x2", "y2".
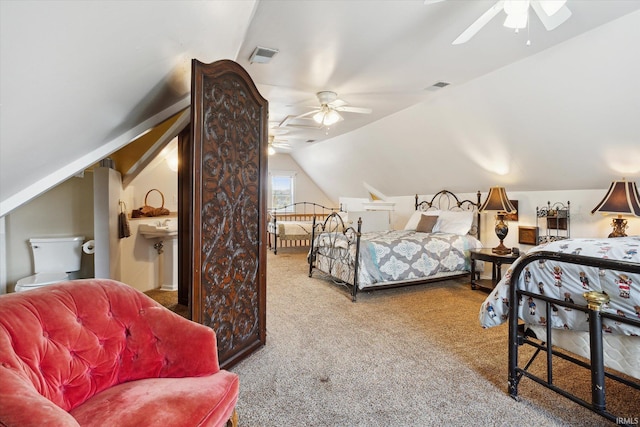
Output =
[
  {"x1": 479, "y1": 237, "x2": 640, "y2": 336},
  {"x1": 314, "y1": 230, "x2": 482, "y2": 288}
]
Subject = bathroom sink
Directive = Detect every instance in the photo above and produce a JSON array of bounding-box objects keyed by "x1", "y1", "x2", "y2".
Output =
[{"x1": 138, "y1": 219, "x2": 178, "y2": 239}]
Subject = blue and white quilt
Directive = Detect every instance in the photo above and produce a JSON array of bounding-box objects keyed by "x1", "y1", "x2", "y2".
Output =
[{"x1": 314, "y1": 230, "x2": 482, "y2": 289}]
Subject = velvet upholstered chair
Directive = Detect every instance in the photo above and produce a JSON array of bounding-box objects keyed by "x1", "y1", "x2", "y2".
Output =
[{"x1": 0, "y1": 279, "x2": 239, "y2": 426}]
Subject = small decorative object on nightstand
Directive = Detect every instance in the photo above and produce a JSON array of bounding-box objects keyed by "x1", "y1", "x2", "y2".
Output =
[{"x1": 470, "y1": 248, "x2": 520, "y2": 292}]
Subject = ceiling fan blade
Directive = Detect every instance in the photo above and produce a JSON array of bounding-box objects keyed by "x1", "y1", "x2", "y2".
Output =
[
  {"x1": 531, "y1": 1, "x2": 571, "y2": 31},
  {"x1": 452, "y1": 0, "x2": 505, "y2": 45},
  {"x1": 538, "y1": 0, "x2": 566, "y2": 16},
  {"x1": 335, "y1": 106, "x2": 373, "y2": 114},
  {"x1": 329, "y1": 99, "x2": 348, "y2": 108},
  {"x1": 293, "y1": 109, "x2": 319, "y2": 120}
]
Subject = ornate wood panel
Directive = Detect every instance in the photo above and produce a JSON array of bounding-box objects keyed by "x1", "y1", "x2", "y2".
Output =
[{"x1": 189, "y1": 59, "x2": 267, "y2": 369}]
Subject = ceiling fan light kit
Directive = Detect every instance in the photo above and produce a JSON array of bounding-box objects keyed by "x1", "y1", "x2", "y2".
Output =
[
  {"x1": 288, "y1": 91, "x2": 372, "y2": 129},
  {"x1": 313, "y1": 108, "x2": 342, "y2": 126},
  {"x1": 451, "y1": 0, "x2": 570, "y2": 45},
  {"x1": 503, "y1": 0, "x2": 529, "y2": 29}
]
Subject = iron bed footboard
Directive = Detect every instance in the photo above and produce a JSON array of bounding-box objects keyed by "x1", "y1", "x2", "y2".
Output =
[
  {"x1": 308, "y1": 190, "x2": 482, "y2": 302},
  {"x1": 507, "y1": 251, "x2": 640, "y2": 424}
]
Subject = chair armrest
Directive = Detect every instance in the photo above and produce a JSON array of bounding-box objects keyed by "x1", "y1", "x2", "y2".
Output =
[
  {"x1": 140, "y1": 307, "x2": 220, "y2": 378},
  {"x1": 0, "y1": 369, "x2": 80, "y2": 426}
]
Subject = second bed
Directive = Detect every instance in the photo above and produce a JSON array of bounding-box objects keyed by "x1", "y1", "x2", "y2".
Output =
[{"x1": 308, "y1": 190, "x2": 483, "y2": 301}]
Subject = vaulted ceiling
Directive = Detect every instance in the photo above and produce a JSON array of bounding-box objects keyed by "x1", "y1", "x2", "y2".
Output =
[{"x1": 2, "y1": 1, "x2": 639, "y2": 216}]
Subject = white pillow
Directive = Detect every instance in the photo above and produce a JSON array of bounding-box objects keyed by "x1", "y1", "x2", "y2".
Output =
[
  {"x1": 403, "y1": 210, "x2": 440, "y2": 231},
  {"x1": 337, "y1": 211, "x2": 349, "y2": 224},
  {"x1": 433, "y1": 210, "x2": 474, "y2": 235}
]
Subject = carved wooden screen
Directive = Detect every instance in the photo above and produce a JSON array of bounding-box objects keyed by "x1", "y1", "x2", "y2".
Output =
[{"x1": 189, "y1": 59, "x2": 267, "y2": 369}]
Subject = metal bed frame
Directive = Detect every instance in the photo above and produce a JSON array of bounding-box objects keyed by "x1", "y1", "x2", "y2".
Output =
[
  {"x1": 507, "y1": 251, "x2": 640, "y2": 425},
  {"x1": 308, "y1": 190, "x2": 481, "y2": 302},
  {"x1": 267, "y1": 202, "x2": 340, "y2": 254}
]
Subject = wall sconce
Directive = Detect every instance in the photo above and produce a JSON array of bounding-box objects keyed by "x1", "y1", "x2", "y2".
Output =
[
  {"x1": 591, "y1": 178, "x2": 640, "y2": 237},
  {"x1": 480, "y1": 186, "x2": 517, "y2": 254}
]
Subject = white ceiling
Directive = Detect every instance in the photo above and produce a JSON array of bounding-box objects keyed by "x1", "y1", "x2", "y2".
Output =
[
  {"x1": 238, "y1": 0, "x2": 640, "y2": 151},
  {"x1": 2, "y1": 0, "x2": 640, "y2": 215}
]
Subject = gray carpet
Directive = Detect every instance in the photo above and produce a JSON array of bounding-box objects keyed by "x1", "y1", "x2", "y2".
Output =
[{"x1": 230, "y1": 249, "x2": 639, "y2": 426}]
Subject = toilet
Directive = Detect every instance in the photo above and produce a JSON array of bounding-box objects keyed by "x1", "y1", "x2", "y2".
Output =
[{"x1": 15, "y1": 236, "x2": 85, "y2": 292}]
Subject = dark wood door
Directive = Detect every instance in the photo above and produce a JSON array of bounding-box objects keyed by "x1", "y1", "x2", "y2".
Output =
[{"x1": 187, "y1": 59, "x2": 267, "y2": 369}]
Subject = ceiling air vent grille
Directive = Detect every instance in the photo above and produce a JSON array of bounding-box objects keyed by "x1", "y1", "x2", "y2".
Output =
[
  {"x1": 425, "y1": 81, "x2": 450, "y2": 92},
  {"x1": 249, "y1": 46, "x2": 279, "y2": 64}
]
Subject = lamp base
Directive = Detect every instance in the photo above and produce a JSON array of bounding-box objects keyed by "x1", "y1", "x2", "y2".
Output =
[
  {"x1": 609, "y1": 218, "x2": 628, "y2": 238},
  {"x1": 493, "y1": 214, "x2": 511, "y2": 254},
  {"x1": 492, "y1": 241, "x2": 512, "y2": 255}
]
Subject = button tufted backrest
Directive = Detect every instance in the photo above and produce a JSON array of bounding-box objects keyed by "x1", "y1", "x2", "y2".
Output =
[{"x1": 0, "y1": 279, "x2": 219, "y2": 412}]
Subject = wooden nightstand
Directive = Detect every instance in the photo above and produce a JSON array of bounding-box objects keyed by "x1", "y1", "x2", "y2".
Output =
[{"x1": 470, "y1": 248, "x2": 520, "y2": 292}]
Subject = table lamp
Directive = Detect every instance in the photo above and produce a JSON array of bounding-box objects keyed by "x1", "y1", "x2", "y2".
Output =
[
  {"x1": 591, "y1": 178, "x2": 640, "y2": 237},
  {"x1": 480, "y1": 187, "x2": 517, "y2": 254}
]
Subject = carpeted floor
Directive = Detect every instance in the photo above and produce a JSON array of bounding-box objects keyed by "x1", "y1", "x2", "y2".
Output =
[
  {"x1": 226, "y1": 248, "x2": 638, "y2": 426},
  {"x1": 144, "y1": 289, "x2": 188, "y2": 319},
  {"x1": 143, "y1": 248, "x2": 638, "y2": 425}
]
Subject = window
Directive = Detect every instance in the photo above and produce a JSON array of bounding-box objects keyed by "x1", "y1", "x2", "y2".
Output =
[{"x1": 271, "y1": 172, "x2": 295, "y2": 210}]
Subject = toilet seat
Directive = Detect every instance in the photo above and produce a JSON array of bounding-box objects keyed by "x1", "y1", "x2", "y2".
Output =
[{"x1": 15, "y1": 272, "x2": 70, "y2": 292}]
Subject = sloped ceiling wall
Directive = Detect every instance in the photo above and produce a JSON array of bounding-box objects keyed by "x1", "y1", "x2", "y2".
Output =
[
  {"x1": 0, "y1": 1, "x2": 258, "y2": 216},
  {"x1": 292, "y1": 11, "x2": 640, "y2": 201},
  {"x1": 2, "y1": 2, "x2": 639, "y2": 218}
]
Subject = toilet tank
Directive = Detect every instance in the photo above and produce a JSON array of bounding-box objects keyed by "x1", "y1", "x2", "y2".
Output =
[{"x1": 29, "y1": 236, "x2": 85, "y2": 273}]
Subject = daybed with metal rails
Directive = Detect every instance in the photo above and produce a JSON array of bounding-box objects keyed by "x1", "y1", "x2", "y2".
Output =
[{"x1": 267, "y1": 202, "x2": 342, "y2": 254}]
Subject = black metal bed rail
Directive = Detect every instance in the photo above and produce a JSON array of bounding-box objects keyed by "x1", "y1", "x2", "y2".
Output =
[
  {"x1": 507, "y1": 251, "x2": 640, "y2": 424},
  {"x1": 414, "y1": 190, "x2": 482, "y2": 239},
  {"x1": 308, "y1": 213, "x2": 362, "y2": 301}
]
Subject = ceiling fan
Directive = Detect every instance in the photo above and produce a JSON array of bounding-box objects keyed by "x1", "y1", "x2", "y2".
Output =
[
  {"x1": 442, "y1": 0, "x2": 572, "y2": 45},
  {"x1": 268, "y1": 135, "x2": 291, "y2": 155},
  {"x1": 294, "y1": 91, "x2": 372, "y2": 127}
]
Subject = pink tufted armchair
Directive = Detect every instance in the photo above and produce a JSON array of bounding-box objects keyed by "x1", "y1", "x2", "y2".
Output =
[{"x1": 0, "y1": 279, "x2": 239, "y2": 426}]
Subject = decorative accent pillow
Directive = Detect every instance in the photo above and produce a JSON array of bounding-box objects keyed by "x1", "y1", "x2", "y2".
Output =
[
  {"x1": 415, "y1": 215, "x2": 438, "y2": 233},
  {"x1": 403, "y1": 210, "x2": 440, "y2": 230},
  {"x1": 433, "y1": 210, "x2": 474, "y2": 235}
]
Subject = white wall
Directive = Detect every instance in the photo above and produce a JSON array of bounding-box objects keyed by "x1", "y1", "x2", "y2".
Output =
[
  {"x1": 119, "y1": 149, "x2": 178, "y2": 292},
  {"x1": 3, "y1": 173, "x2": 95, "y2": 292},
  {"x1": 387, "y1": 189, "x2": 639, "y2": 251},
  {"x1": 93, "y1": 167, "x2": 123, "y2": 279},
  {"x1": 268, "y1": 153, "x2": 335, "y2": 208},
  {"x1": 292, "y1": 12, "x2": 640, "y2": 203}
]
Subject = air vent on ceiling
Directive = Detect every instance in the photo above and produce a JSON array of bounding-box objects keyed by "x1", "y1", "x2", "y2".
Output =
[
  {"x1": 425, "y1": 81, "x2": 450, "y2": 91},
  {"x1": 306, "y1": 139, "x2": 316, "y2": 143},
  {"x1": 249, "y1": 46, "x2": 279, "y2": 64}
]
